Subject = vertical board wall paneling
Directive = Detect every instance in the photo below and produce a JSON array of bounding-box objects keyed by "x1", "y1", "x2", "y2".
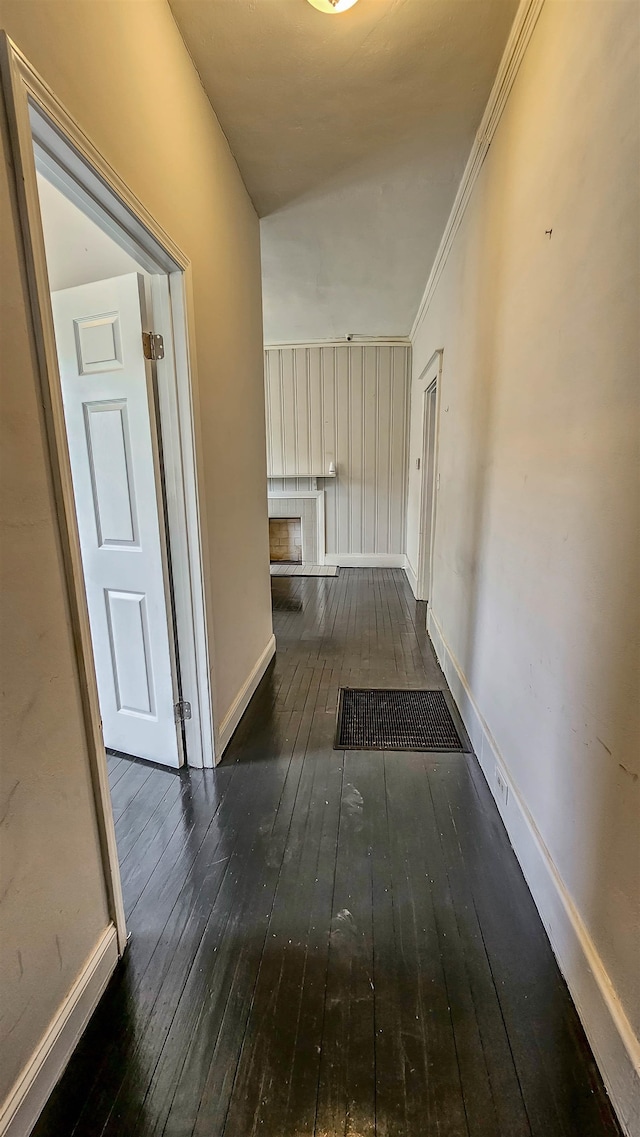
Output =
[{"x1": 264, "y1": 345, "x2": 411, "y2": 557}]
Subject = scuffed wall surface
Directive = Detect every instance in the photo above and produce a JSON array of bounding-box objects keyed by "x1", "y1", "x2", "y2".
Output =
[
  {"x1": 0, "y1": 0, "x2": 272, "y2": 1106},
  {"x1": 0, "y1": 96, "x2": 109, "y2": 1099},
  {"x1": 0, "y1": 0, "x2": 272, "y2": 731},
  {"x1": 408, "y1": 0, "x2": 639, "y2": 1053}
]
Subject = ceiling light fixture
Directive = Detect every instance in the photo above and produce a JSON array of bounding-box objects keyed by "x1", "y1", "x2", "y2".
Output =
[{"x1": 307, "y1": 0, "x2": 359, "y2": 14}]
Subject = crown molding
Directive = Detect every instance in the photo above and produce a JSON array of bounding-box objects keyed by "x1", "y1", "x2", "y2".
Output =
[{"x1": 410, "y1": 0, "x2": 545, "y2": 342}]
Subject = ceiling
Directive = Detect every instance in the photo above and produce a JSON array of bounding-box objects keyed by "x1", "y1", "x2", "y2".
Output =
[{"x1": 169, "y1": 0, "x2": 518, "y2": 344}]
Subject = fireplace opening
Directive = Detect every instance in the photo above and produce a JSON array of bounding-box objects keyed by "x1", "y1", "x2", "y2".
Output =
[{"x1": 269, "y1": 517, "x2": 302, "y2": 564}]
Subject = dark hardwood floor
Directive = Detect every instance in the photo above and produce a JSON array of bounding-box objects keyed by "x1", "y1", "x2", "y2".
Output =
[{"x1": 34, "y1": 569, "x2": 620, "y2": 1136}]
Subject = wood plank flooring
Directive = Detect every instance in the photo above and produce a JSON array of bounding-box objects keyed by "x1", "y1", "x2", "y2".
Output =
[{"x1": 33, "y1": 569, "x2": 621, "y2": 1137}]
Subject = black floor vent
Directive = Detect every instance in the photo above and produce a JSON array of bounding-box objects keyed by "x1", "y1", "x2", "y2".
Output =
[{"x1": 335, "y1": 688, "x2": 468, "y2": 752}]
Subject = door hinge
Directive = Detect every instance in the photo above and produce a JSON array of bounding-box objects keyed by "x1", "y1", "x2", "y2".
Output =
[
  {"x1": 174, "y1": 699, "x2": 192, "y2": 722},
  {"x1": 142, "y1": 331, "x2": 165, "y2": 361}
]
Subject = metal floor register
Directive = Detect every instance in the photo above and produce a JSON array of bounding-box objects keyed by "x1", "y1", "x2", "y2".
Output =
[{"x1": 335, "y1": 688, "x2": 468, "y2": 752}]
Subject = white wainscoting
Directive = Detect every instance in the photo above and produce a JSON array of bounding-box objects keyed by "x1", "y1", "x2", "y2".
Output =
[{"x1": 265, "y1": 345, "x2": 411, "y2": 559}]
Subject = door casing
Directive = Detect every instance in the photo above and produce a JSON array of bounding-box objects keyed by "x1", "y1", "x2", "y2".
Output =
[
  {"x1": 416, "y1": 349, "x2": 443, "y2": 606},
  {"x1": 1, "y1": 33, "x2": 216, "y2": 953}
]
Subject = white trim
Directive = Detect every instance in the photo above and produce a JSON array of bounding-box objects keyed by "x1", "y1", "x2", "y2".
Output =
[
  {"x1": 217, "y1": 635, "x2": 277, "y2": 758},
  {"x1": 30, "y1": 91, "x2": 214, "y2": 772},
  {"x1": 404, "y1": 557, "x2": 418, "y2": 597},
  {"x1": 415, "y1": 353, "x2": 443, "y2": 603},
  {"x1": 0, "y1": 33, "x2": 218, "y2": 949},
  {"x1": 32, "y1": 135, "x2": 175, "y2": 277},
  {"x1": 323, "y1": 554, "x2": 407, "y2": 569},
  {"x1": 267, "y1": 473, "x2": 336, "y2": 480},
  {"x1": 264, "y1": 338, "x2": 411, "y2": 350},
  {"x1": 410, "y1": 0, "x2": 545, "y2": 341},
  {"x1": 151, "y1": 275, "x2": 215, "y2": 767},
  {"x1": 0, "y1": 36, "x2": 216, "y2": 782},
  {"x1": 16, "y1": 48, "x2": 188, "y2": 271},
  {"x1": 426, "y1": 607, "x2": 640, "y2": 1137},
  {"x1": 416, "y1": 380, "x2": 438, "y2": 602},
  {"x1": 0, "y1": 925, "x2": 118, "y2": 1137},
  {"x1": 0, "y1": 34, "x2": 127, "y2": 953}
]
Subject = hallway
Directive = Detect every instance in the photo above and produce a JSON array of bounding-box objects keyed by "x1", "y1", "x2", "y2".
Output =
[{"x1": 34, "y1": 571, "x2": 620, "y2": 1137}]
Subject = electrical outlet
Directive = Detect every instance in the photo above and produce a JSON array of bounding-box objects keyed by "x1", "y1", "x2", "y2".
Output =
[{"x1": 495, "y1": 765, "x2": 509, "y2": 807}]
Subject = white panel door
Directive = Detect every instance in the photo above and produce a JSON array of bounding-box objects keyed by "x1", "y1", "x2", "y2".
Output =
[{"x1": 51, "y1": 273, "x2": 181, "y2": 767}]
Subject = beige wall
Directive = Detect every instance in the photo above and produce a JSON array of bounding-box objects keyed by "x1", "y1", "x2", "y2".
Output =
[
  {"x1": 265, "y1": 345, "x2": 410, "y2": 561},
  {"x1": 0, "y1": 97, "x2": 110, "y2": 1099},
  {"x1": 0, "y1": 0, "x2": 272, "y2": 1112},
  {"x1": 407, "y1": 0, "x2": 639, "y2": 1126},
  {"x1": 0, "y1": 0, "x2": 273, "y2": 737}
]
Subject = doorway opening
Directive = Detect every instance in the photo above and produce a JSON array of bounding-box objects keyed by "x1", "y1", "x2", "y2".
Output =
[
  {"x1": 2, "y1": 37, "x2": 218, "y2": 949},
  {"x1": 417, "y1": 376, "x2": 440, "y2": 607},
  {"x1": 31, "y1": 118, "x2": 213, "y2": 773},
  {"x1": 39, "y1": 178, "x2": 183, "y2": 768}
]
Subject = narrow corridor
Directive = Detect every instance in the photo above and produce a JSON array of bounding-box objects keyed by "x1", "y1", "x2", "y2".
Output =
[{"x1": 34, "y1": 571, "x2": 620, "y2": 1137}]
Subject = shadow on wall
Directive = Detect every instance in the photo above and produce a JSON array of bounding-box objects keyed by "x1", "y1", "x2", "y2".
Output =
[
  {"x1": 451, "y1": 161, "x2": 508, "y2": 700},
  {"x1": 426, "y1": 0, "x2": 640, "y2": 1082}
]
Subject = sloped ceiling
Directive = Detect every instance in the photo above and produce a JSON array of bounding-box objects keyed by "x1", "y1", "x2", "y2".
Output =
[{"x1": 169, "y1": 0, "x2": 518, "y2": 344}]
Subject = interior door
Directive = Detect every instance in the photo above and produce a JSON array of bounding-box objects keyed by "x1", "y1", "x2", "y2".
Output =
[{"x1": 51, "y1": 273, "x2": 182, "y2": 767}]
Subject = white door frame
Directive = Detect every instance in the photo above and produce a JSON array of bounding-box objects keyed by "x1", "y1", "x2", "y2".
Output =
[
  {"x1": 415, "y1": 349, "x2": 443, "y2": 605},
  {"x1": 1, "y1": 35, "x2": 216, "y2": 953}
]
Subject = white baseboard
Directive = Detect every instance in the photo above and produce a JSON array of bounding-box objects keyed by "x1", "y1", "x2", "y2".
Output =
[
  {"x1": 0, "y1": 925, "x2": 118, "y2": 1137},
  {"x1": 426, "y1": 608, "x2": 640, "y2": 1137},
  {"x1": 404, "y1": 557, "x2": 418, "y2": 597},
  {"x1": 217, "y1": 634, "x2": 276, "y2": 758},
  {"x1": 323, "y1": 553, "x2": 407, "y2": 569}
]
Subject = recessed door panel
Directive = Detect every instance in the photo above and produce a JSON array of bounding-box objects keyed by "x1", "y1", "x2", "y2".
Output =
[
  {"x1": 105, "y1": 590, "x2": 154, "y2": 716},
  {"x1": 74, "y1": 312, "x2": 123, "y2": 373},
  {"x1": 52, "y1": 273, "x2": 181, "y2": 766},
  {"x1": 84, "y1": 400, "x2": 138, "y2": 547}
]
